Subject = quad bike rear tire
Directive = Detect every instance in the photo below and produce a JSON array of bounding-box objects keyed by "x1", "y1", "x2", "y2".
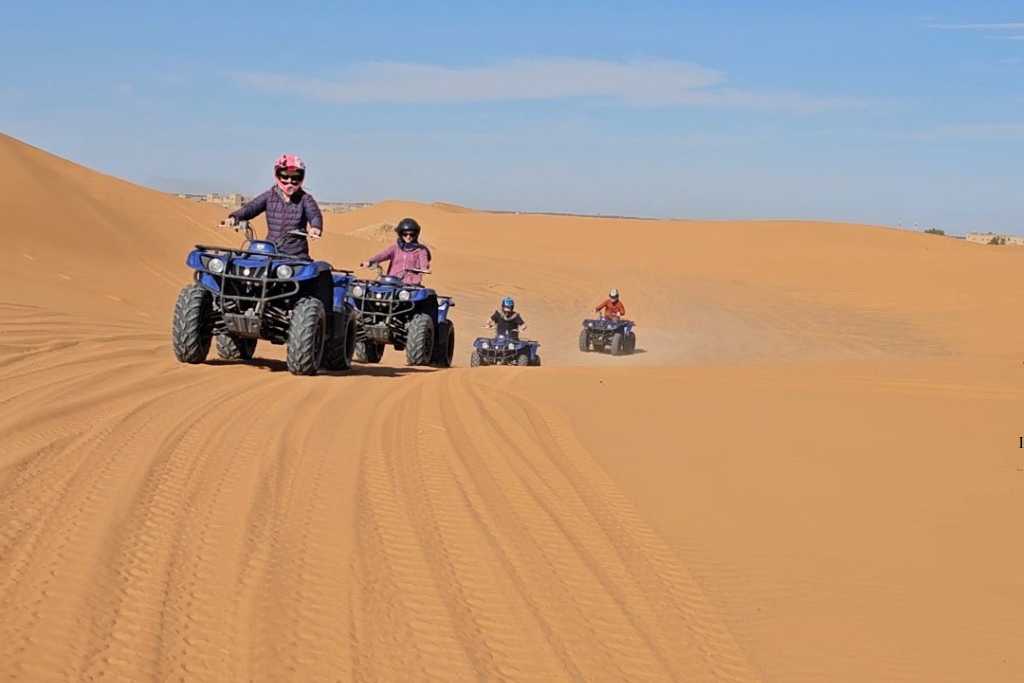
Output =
[
  {"x1": 216, "y1": 333, "x2": 257, "y2": 361},
  {"x1": 287, "y1": 297, "x2": 326, "y2": 375},
  {"x1": 323, "y1": 313, "x2": 356, "y2": 371},
  {"x1": 532, "y1": 354, "x2": 542, "y2": 367},
  {"x1": 579, "y1": 329, "x2": 590, "y2": 352},
  {"x1": 172, "y1": 285, "x2": 213, "y2": 364},
  {"x1": 353, "y1": 339, "x2": 384, "y2": 364},
  {"x1": 610, "y1": 332, "x2": 624, "y2": 356},
  {"x1": 470, "y1": 350, "x2": 483, "y2": 367},
  {"x1": 431, "y1": 320, "x2": 455, "y2": 367},
  {"x1": 406, "y1": 313, "x2": 435, "y2": 365}
]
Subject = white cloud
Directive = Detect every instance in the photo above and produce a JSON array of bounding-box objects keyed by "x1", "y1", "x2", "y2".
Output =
[{"x1": 232, "y1": 58, "x2": 864, "y2": 113}]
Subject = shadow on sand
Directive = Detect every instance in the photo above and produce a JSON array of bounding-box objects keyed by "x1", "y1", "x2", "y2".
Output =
[{"x1": 205, "y1": 357, "x2": 435, "y2": 378}]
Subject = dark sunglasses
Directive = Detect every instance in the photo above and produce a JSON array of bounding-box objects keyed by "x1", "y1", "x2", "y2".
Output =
[
  {"x1": 400, "y1": 231, "x2": 416, "y2": 237},
  {"x1": 277, "y1": 172, "x2": 304, "y2": 184}
]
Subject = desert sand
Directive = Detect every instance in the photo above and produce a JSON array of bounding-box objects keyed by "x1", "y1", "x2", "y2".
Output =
[{"x1": 1, "y1": 131, "x2": 1022, "y2": 681}]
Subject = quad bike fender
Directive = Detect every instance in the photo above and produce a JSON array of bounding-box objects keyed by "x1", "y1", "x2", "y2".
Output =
[
  {"x1": 437, "y1": 296, "x2": 454, "y2": 322},
  {"x1": 196, "y1": 271, "x2": 221, "y2": 293}
]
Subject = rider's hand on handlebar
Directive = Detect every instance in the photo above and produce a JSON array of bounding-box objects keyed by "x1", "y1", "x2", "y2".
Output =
[
  {"x1": 308, "y1": 226, "x2": 323, "y2": 239},
  {"x1": 219, "y1": 217, "x2": 239, "y2": 230}
]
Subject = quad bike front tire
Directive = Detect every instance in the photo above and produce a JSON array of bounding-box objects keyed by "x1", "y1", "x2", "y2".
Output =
[
  {"x1": 353, "y1": 339, "x2": 384, "y2": 364},
  {"x1": 406, "y1": 313, "x2": 435, "y2": 365},
  {"x1": 323, "y1": 313, "x2": 356, "y2": 371},
  {"x1": 532, "y1": 354, "x2": 542, "y2": 367},
  {"x1": 579, "y1": 329, "x2": 590, "y2": 352},
  {"x1": 516, "y1": 353, "x2": 531, "y2": 366},
  {"x1": 172, "y1": 285, "x2": 213, "y2": 364},
  {"x1": 625, "y1": 332, "x2": 637, "y2": 354},
  {"x1": 470, "y1": 350, "x2": 483, "y2": 367},
  {"x1": 287, "y1": 297, "x2": 326, "y2": 375},
  {"x1": 610, "y1": 332, "x2": 624, "y2": 356},
  {"x1": 216, "y1": 333, "x2": 257, "y2": 361},
  {"x1": 431, "y1": 320, "x2": 455, "y2": 367}
]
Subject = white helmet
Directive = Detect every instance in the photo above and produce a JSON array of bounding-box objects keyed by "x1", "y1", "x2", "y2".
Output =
[{"x1": 609, "y1": 288, "x2": 619, "y2": 300}]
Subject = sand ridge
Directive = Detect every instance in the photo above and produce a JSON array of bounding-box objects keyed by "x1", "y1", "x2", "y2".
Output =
[{"x1": 1, "y1": 132, "x2": 1022, "y2": 681}]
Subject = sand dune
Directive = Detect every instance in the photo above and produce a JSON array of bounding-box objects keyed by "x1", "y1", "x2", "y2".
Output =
[{"x1": 1, "y1": 132, "x2": 1022, "y2": 681}]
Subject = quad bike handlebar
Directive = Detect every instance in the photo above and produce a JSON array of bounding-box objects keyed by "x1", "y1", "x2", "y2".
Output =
[
  {"x1": 219, "y1": 218, "x2": 256, "y2": 241},
  {"x1": 356, "y1": 263, "x2": 430, "y2": 280},
  {"x1": 217, "y1": 219, "x2": 320, "y2": 241},
  {"x1": 355, "y1": 263, "x2": 385, "y2": 277}
]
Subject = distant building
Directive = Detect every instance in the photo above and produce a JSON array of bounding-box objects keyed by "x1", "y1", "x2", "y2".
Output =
[
  {"x1": 320, "y1": 201, "x2": 373, "y2": 214},
  {"x1": 173, "y1": 192, "x2": 245, "y2": 209},
  {"x1": 965, "y1": 232, "x2": 1024, "y2": 246},
  {"x1": 173, "y1": 192, "x2": 373, "y2": 213}
]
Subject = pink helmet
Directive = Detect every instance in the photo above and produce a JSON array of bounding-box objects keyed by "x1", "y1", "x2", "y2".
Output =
[
  {"x1": 274, "y1": 154, "x2": 306, "y2": 195},
  {"x1": 274, "y1": 154, "x2": 305, "y2": 173}
]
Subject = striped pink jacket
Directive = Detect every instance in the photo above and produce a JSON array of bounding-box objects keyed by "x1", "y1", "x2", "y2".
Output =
[{"x1": 368, "y1": 242, "x2": 432, "y2": 285}]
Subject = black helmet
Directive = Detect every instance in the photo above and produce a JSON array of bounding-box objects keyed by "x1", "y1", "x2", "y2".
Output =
[{"x1": 395, "y1": 217, "x2": 421, "y2": 240}]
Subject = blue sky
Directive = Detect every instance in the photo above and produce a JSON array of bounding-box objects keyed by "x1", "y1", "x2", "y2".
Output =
[{"x1": 1, "y1": 1, "x2": 1021, "y2": 232}]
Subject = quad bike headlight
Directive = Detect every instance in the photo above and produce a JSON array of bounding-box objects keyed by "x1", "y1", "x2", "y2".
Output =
[
  {"x1": 507, "y1": 343, "x2": 515, "y2": 350},
  {"x1": 275, "y1": 264, "x2": 294, "y2": 279},
  {"x1": 481, "y1": 341, "x2": 490, "y2": 349},
  {"x1": 207, "y1": 257, "x2": 225, "y2": 274},
  {"x1": 398, "y1": 290, "x2": 411, "y2": 302},
  {"x1": 351, "y1": 285, "x2": 365, "y2": 297}
]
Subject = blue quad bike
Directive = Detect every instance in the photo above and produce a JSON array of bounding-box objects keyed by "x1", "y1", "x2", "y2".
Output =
[
  {"x1": 345, "y1": 265, "x2": 455, "y2": 367},
  {"x1": 171, "y1": 222, "x2": 357, "y2": 375},
  {"x1": 470, "y1": 335, "x2": 542, "y2": 367},
  {"x1": 579, "y1": 317, "x2": 637, "y2": 355}
]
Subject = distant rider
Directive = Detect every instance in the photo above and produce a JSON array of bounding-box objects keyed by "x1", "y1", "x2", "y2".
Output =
[
  {"x1": 359, "y1": 217, "x2": 432, "y2": 285},
  {"x1": 221, "y1": 154, "x2": 323, "y2": 259},
  {"x1": 487, "y1": 297, "x2": 527, "y2": 339},
  {"x1": 595, "y1": 288, "x2": 626, "y2": 320}
]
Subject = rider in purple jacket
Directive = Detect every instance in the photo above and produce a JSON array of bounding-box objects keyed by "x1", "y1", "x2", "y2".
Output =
[
  {"x1": 222, "y1": 154, "x2": 323, "y2": 258},
  {"x1": 360, "y1": 218, "x2": 432, "y2": 285}
]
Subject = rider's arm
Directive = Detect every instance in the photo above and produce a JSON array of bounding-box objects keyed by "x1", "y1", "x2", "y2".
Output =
[
  {"x1": 229, "y1": 191, "x2": 270, "y2": 221},
  {"x1": 364, "y1": 244, "x2": 395, "y2": 266},
  {"x1": 303, "y1": 193, "x2": 324, "y2": 237},
  {"x1": 617, "y1": 302, "x2": 626, "y2": 316},
  {"x1": 595, "y1": 300, "x2": 607, "y2": 313}
]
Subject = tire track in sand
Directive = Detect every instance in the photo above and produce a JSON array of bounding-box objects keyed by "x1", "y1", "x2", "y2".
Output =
[
  {"x1": 478, "y1": 375, "x2": 760, "y2": 682},
  {"x1": 351, "y1": 378, "x2": 479, "y2": 680},
  {"x1": 0, "y1": 372, "x2": 266, "y2": 680},
  {"x1": 350, "y1": 367, "x2": 759, "y2": 682},
  {"x1": 72, "y1": 378, "x2": 281, "y2": 681}
]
